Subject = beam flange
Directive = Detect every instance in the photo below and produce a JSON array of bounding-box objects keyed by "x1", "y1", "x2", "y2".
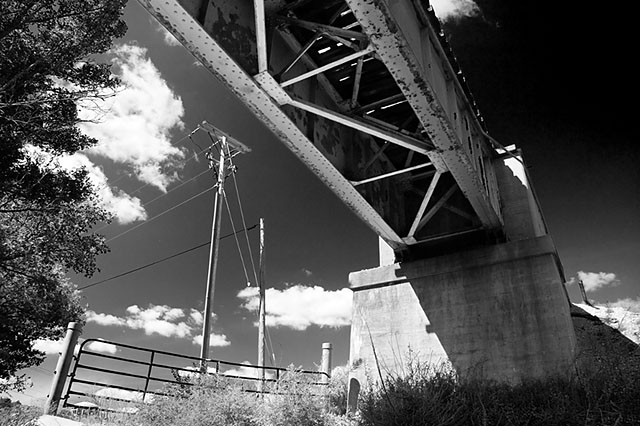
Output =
[
  {"x1": 288, "y1": 97, "x2": 436, "y2": 155},
  {"x1": 280, "y1": 45, "x2": 373, "y2": 88},
  {"x1": 351, "y1": 162, "x2": 432, "y2": 187},
  {"x1": 345, "y1": 0, "x2": 503, "y2": 230}
]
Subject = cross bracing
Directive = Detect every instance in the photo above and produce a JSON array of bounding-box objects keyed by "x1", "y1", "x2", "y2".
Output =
[{"x1": 138, "y1": 0, "x2": 506, "y2": 256}]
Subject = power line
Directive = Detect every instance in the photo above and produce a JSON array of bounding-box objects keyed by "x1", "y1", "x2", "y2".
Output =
[
  {"x1": 79, "y1": 224, "x2": 258, "y2": 291},
  {"x1": 106, "y1": 185, "x2": 216, "y2": 243}
]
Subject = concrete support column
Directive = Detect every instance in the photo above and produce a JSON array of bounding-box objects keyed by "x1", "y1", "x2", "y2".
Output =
[{"x1": 348, "y1": 236, "x2": 576, "y2": 387}]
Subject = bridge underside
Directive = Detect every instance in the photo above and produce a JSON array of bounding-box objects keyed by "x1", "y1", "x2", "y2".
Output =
[
  {"x1": 140, "y1": 0, "x2": 505, "y2": 259},
  {"x1": 139, "y1": 0, "x2": 576, "y2": 387}
]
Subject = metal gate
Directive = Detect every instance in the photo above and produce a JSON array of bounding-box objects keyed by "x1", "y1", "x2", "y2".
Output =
[{"x1": 62, "y1": 338, "x2": 329, "y2": 413}]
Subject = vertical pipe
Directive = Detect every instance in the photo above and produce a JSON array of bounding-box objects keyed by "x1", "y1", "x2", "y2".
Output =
[
  {"x1": 257, "y1": 218, "x2": 266, "y2": 392},
  {"x1": 254, "y1": 0, "x2": 268, "y2": 73},
  {"x1": 321, "y1": 342, "x2": 332, "y2": 384},
  {"x1": 200, "y1": 137, "x2": 228, "y2": 368},
  {"x1": 44, "y1": 322, "x2": 82, "y2": 415}
]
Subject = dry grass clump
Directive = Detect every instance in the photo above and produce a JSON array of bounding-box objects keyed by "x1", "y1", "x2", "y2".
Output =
[
  {"x1": 357, "y1": 349, "x2": 640, "y2": 426},
  {"x1": 0, "y1": 398, "x2": 41, "y2": 426},
  {"x1": 127, "y1": 367, "x2": 350, "y2": 426}
]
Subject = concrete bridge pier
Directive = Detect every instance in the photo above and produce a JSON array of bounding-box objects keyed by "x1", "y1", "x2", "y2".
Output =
[
  {"x1": 347, "y1": 151, "x2": 578, "y2": 404},
  {"x1": 348, "y1": 235, "x2": 576, "y2": 386}
]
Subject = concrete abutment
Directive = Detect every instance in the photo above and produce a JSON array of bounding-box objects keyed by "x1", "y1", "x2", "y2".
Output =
[{"x1": 347, "y1": 235, "x2": 577, "y2": 399}]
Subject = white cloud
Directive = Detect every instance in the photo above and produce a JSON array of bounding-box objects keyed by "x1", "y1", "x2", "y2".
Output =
[
  {"x1": 94, "y1": 387, "x2": 153, "y2": 403},
  {"x1": 86, "y1": 305, "x2": 215, "y2": 341},
  {"x1": 33, "y1": 338, "x2": 66, "y2": 355},
  {"x1": 568, "y1": 271, "x2": 620, "y2": 293},
  {"x1": 192, "y1": 333, "x2": 231, "y2": 348},
  {"x1": 86, "y1": 310, "x2": 126, "y2": 326},
  {"x1": 222, "y1": 361, "x2": 275, "y2": 380},
  {"x1": 78, "y1": 43, "x2": 186, "y2": 192},
  {"x1": 155, "y1": 23, "x2": 182, "y2": 47},
  {"x1": 22, "y1": 147, "x2": 147, "y2": 225},
  {"x1": 86, "y1": 339, "x2": 118, "y2": 355},
  {"x1": 237, "y1": 285, "x2": 352, "y2": 330},
  {"x1": 608, "y1": 298, "x2": 640, "y2": 313},
  {"x1": 430, "y1": 0, "x2": 480, "y2": 20},
  {"x1": 33, "y1": 337, "x2": 117, "y2": 356}
]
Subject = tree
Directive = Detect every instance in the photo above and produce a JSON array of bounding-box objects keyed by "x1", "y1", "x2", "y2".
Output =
[{"x1": 0, "y1": 0, "x2": 127, "y2": 392}]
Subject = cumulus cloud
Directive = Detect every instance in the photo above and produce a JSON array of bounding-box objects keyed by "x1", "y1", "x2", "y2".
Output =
[
  {"x1": 33, "y1": 338, "x2": 66, "y2": 355},
  {"x1": 237, "y1": 285, "x2": 352, "y2": 330},
  {"x1": 222, "y1": 361, "x2": 275, "y2": 380},
  {"x1": 608, "y1": 298, "x2": 640, "y2": 313},
  {"x1": 430, "y1": 0, "x2": 480, "y2": 21},
  {"x1": 155, "y1": 23, "x2": 182, "y2": 47},
  {"x1": 23, "y1": 147, "x2": 146, "y2": 224},
  {"x1": 86, "y1": 339, "x2": 118, "y2": 355},
  {"x1": 95, "y1": 387, "x2": 153, "y2": 403},
  {"x1": 78, "y1": 43, "x2": 186, "y2": 193},
  {"x1": 86, "y1": 305, "x2": 222, "y2": 342},
  {"x1": 192, "y1": 333, "x2": 231, "y2": 348},
  {"x1": 32, "y1": 337, "x2": 117, "y2": 355},
  {"x1": 568, "y1": 271, "x2": 620, "y2": 293}
]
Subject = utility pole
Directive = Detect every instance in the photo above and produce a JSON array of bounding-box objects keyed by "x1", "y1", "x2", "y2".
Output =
[
  {"x1": 198, "y1": 121, "x2": 250, "y2": 369},
  {"x1": 257, "y1": 218, "x2": 266, "y2": 391}
]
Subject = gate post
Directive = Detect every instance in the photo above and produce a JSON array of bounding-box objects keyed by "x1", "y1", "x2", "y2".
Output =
[
  {"x1": 321, "y1": 342, "x2": 332, "y2": 384},
  {"x1": 44, "y1": 322, "x2": 82, "y2": 415}
]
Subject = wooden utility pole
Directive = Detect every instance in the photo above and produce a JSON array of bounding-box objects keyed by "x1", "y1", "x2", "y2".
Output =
[
  {"x1": 257, "y1": 218, "x2": 266, "y2": 390},
  {"x1": 200, "y1": 137, "x2": 227, "y2": 367},
  {"x1": 198, "y1": 121, "x2": 251, "y2": 369}
]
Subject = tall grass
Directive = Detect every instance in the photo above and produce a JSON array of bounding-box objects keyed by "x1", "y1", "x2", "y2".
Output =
[
  {"x1": 11, "y1": 346, "x2": 639, "y2": 426},
  {"x1": 357, "y1": 349, "x2": 640, "y2": 426},
  {"x1": 65, "y1": 367, "x2": 352, "y2": 426}
]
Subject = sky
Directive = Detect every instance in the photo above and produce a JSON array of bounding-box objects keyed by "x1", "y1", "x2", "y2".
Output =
[{"x1": 7, "y1": 0, "x2": 639, "y2": 405}]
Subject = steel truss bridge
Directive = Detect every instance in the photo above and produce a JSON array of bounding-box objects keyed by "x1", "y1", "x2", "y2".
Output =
[{"x1": 139, "y1": 0, "x2": 521, "y2": 259}]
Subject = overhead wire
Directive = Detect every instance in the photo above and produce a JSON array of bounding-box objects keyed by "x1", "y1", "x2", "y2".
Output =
[
  {"x1": 227, "y1": 146, "x2": 260, "y2": 287},
  {"x1": 221, "y1": 144, "x2": 276, "y2": 366},
  {"x1": 78, "y1": 224, "x2": 258, "y2": 291},
  {"x1": 106, "y1": 185, "x2": 215, "y2": 243},
  {"x1": 221, "y1": 187, "x2": 252, "y2": 288}
]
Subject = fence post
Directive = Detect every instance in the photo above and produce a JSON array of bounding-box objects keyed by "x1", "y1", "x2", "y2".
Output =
[
  {"x1": 321, "y1": 342, "x2": 332, "y2": 384},
  {"x1": 44, "y1": 322, "x2": 82, "y2": 415}
]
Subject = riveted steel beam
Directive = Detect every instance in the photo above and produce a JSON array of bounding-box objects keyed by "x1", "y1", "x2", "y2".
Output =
[
  {"x1": 280, "y1": 45, "x2": 373, "y2": 87},
  {"x1": 138, "y1": 0, "x2": 407, "y2": 249},
  {"x1": 288, "y1": 97, "x2": 435, "y2": 154},
  {"x1": 344, "y1": 0, "x2": 503, "y2": 230},
  {"x1": 351, "y1": 162, "x2": 432, "y2": 187}
]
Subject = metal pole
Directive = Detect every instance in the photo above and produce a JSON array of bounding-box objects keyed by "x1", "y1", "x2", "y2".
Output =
[
  {"x1": 200, "y1": 137, "x2": 228, "y2": 368},
  {"x1": 321, "y1": 342, "x2": 332, "y2": 384},
  {"x1": 257, "y1": 218, "x2": 266, "y2": 392},
  {"x1": 44, "y1": 322, "x2": 82, "y2": 415},
  {"x1": 253, "y1": 0, "x2": 268, "y2": 73}
]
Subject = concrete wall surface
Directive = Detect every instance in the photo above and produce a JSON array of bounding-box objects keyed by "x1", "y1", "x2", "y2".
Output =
[{"x1": 348, "y1": 236, "x2": 576, "y2": 388}]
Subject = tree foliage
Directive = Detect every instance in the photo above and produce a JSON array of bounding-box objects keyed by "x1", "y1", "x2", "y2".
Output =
[{"x1": 0, "y1": 0, "x2": 127, "y2": 392}]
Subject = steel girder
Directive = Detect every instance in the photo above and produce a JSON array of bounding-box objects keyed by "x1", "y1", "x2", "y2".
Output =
[{"x1": 137, "y1": 0, "x2": 504, "y2": 254}]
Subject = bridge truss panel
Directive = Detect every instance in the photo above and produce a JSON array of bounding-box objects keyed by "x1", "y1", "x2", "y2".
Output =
[{"x1": 138, "y1": 0, "x2": 505, "y2": 254}]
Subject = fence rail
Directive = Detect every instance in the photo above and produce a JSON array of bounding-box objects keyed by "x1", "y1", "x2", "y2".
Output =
[{"x1": 62, "y1": 338, "x2": 330, "y2": 413}]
